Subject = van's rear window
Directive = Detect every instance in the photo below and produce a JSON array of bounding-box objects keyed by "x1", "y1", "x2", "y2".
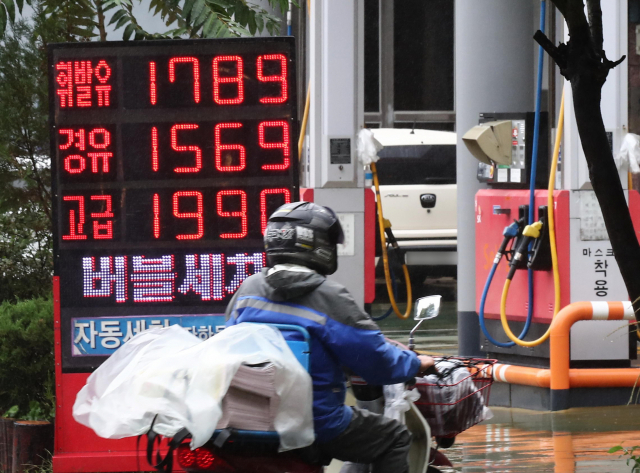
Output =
[{"x1": 375, "y1": 145, "x2": 456, "y2": 185}]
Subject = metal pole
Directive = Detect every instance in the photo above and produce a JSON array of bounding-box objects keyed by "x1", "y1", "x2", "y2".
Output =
[{"x1": 455, "y1": 0, "x2": 534, "y2": 356}]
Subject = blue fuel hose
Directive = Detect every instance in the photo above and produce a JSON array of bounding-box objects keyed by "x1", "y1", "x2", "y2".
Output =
[
  {"x1": 530, "y1": 0, "x2": 546, "y2": 226},
  {"x1": 478, "y1": 223, "x2": 533, "y2": 347},
  {"x1": 480, "y1": 1, "x2": 546, "y2": 348}
]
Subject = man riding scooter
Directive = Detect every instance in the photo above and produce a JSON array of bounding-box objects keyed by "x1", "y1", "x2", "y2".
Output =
[{"x1": 225, "y1": 201, "x2": 435, "y2": 473}]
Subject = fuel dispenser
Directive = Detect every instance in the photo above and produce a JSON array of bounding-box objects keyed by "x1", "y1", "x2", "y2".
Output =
[
  {"x1": 466, "y1": 109, "x2": 640, "y2": 369},
  {"x1": 470, "y1": 112, "x2": 549, "y2": 190}
]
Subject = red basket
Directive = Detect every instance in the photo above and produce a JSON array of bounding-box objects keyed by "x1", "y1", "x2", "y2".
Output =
[{"x1": 413, "y1": 357, "x2": 496, "y2": 438}]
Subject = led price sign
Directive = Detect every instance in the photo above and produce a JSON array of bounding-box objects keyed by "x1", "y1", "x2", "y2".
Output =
[{"x1": 49, "y1": 38, "x2": 298, "y2": 370}]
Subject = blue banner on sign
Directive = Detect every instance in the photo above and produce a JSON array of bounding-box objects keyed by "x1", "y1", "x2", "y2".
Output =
[{"x1": 71, "y1": 314, "x2": 226, "y2": 356}]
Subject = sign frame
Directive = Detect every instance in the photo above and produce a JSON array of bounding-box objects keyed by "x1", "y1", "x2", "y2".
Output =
[{"x1": 49, "y1": 37, "x2": 298, "y2": 473}]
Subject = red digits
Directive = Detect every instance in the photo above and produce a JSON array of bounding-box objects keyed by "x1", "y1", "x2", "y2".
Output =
[
  {"x1": 152, "y1": 127, "x2": 159, "y2": 172},
  {"x1": 259, "y1": 121, "x2": 290, "y2": 171},
  {"x1": 260, "y1": 188, "x2": 291, "y2": 233},
  {"x1": 212, "y1": 55, "x2": 244, "y2": 105},
  {"x1": 173, "y1": 191, "x2": 204, "y2": 240},
  {"x1": 169, "y1": 57, "x2": 201, "y2": 104},
  {"x1": 63, "y1": 196, "x2": 87, "y2": 240},
  {"x1": 153, "y1": 193, "x2": 160, "y2": 239},
  {"x1": 215, "y1": 123, "x2": 246, "y2": 172},
  {"x1": 217, "y1": 190, "x2": 248, "y2": 239},
  {"x1": 257, "y1": 54, "x2": 288, "y2": 104},
  {"x1": 91, "y1": 195, "x2": 114, "y2": 239},
  {"x1": 171, "y1": 124, "x2": 202, "y2": 173},
  {"x1": 149, "y1": 61, "x2": 157, "y2": 105}
]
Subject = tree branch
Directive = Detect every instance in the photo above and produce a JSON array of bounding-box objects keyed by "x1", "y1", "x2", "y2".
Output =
[
  {"x1": 94, "y1": 0, "x2": 107, "y2": 42},
  {"x1": 563, "y1": 0, "x2": 590, "y2": 41},
  {"x1": 586, "y1": 0, "x2": 603, "y2": 54},
  {"x1": 552, "y1": 0, "x2": 569, "y2": 17},
  {"x1": 534, "y1": 30, "x2": 567, "y2": 70},
  {"x1": 605, "y1": 54, "x2": 626, "y2": 70}
]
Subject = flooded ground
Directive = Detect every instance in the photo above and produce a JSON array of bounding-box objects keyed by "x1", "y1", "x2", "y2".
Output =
[
  {"x1": 348, "y1": 277, "x2": 640, "y2": 472},
  {"x1": 328, "y1": 405, "x2": 640, "y2": 472},
  {"x1": 374, "y1": 300, "x2": 459, "y2": 355},
  {"x1": 372, "y1": 272, "x2": 458, "y2": 354},
  {"x1": 443, "y1": 405, "x2": 640, "y2": 472}
]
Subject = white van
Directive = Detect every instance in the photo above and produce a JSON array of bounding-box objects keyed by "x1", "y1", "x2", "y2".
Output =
[{"x1": 371, "y1": 128, "x2": 457, "y2": 267}]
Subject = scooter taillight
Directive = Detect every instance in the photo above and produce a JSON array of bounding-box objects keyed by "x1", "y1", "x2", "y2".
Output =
[
  {"x1": 176, "y1": 445, "x2": 233, "y2": 471},
  {"x1": 177, "y1": 445, "x2": 196, "y2": 468}
]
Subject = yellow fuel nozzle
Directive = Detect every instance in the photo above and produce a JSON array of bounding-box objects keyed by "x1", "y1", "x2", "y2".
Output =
[{"x1": 522, "y1": 221, "x2": 543, "y2": 239}]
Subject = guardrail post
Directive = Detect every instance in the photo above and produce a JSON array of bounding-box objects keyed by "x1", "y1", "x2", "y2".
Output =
[{"x1": 549, "y1": 301, "x2": 632, "y2": 411}]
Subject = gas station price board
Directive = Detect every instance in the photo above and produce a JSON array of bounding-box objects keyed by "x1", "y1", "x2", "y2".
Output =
[{"x1": 49, "y1": 38, "x2": 298, "y2": 371}]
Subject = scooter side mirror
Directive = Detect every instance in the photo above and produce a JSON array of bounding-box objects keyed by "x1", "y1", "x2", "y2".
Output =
[{"x1": 414, "y1": 295, "x2": 442, "y2": 321}]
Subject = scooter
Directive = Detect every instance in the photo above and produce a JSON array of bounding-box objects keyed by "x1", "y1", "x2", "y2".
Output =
[{"x1": 166, "y1": 296, "x2": 467, "y2": 473}]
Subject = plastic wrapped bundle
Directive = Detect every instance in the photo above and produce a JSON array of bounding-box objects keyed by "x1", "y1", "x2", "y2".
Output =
[
  {"x1": 414, "y1": 358, "x2": 493, "y2": 437},
  {"x1": 73, "y1": 323, "x2": 314, "y2": 451}
]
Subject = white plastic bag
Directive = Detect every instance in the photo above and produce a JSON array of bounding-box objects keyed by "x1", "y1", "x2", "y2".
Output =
[
  {"x1": 383, "y1": 383, "x2": 420, "y2": 423},
  {"x1": 417, "y1": 360, "x2": 492, "y2": 436},
  {"x1": 356, "y1": 128, "x2": 383, "y2": 166},
  {"x1": 617, "y1": 133, "x2": 640, "y2": 173},
  {"x1": 73, "y1": 323, "x2": 314, "y2": 451}
]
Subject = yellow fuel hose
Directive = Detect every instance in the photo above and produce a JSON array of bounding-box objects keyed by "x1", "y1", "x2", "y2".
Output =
[
  {"x1": 500, "y1": 87, "x2": 564, "y2": 347},
  {"x1": 298, "y1": 83, "x2": 311, "y2": 159},
  {"x1": 371, "y1": 162, "x2": 413, "y2": 319}
]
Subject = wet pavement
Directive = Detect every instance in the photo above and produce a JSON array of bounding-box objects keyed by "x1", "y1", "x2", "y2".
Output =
[
  {"x1": 375, "y1": 300, "x2": 459, "y2": 355},
  {"x1": 328, "y1": 405, "x2": 640, "y2": 472},
  {"x1": 361, "y1": 284, "x2": 640, "y2": 471},
  {"x1": 443, "y1": 405, "x2": 640, "y2": 472},
  {"x1": 365, "y1": 298, "x2": 640, "y2": 472}
]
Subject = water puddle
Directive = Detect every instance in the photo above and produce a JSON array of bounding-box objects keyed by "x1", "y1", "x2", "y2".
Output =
[{"x1": 441, "y1": 406, "x2": 640, "y2": 472}]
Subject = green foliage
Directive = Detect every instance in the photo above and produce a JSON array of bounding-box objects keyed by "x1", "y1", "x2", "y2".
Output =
[
  {"x1": 1, "y1": 0, "x2": 297, "y2": 40},
  {"x1": 40, "y1": 0, "x2": 103, "y2": 40},
  {"x1": 0, "y1": 15, "x2": 55, "y2": 303},
  {"x1": 0, "y1": 297, "x2": 54, "y2": 418},
  {"x1": 105, "y1": 0, "x2": 295, "y2": 40},
  {"x1": 3, "y1": 400, "x2": 54, "y2": 421},
  {"x1": 609, "y1": 444, "x2": 640, "y2": 471},
  {"x1": 0, "y1": 0, "x2": 31, "y2": 37},
  {"x1": 22, "y1": 451, "x2": 53, "y2": 473},
  {"x1": 3, "y1": 404, "x2": 18, "y2": 418}
]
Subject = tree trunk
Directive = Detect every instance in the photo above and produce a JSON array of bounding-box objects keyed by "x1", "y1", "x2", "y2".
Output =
[
  {"x1": 539, "y1": 0, "x2": 640, "y2": 320},
  {"x1": 571, "y1": 72, "x2": 640, "y2": 314},
  {"x1": 95, "y1": 0, "x2": 107, "y2": 42}
]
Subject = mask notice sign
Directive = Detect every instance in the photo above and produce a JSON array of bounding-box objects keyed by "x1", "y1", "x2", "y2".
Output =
[{"x1": 49, "y1": 38, "x2": 298, "y2": 371}]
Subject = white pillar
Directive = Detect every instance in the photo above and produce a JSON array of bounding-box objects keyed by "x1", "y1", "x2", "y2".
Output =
[
  {"x1": 308, "y1": 0, "x2": 365, "y2": 305},
  {"x1": 456, "y1": 0, "x2": 534, "y2": 355}
]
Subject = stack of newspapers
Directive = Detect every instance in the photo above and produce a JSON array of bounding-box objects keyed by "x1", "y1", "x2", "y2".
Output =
[{"x1": 216, "y1": 363, "x2": 280, "y2": 431}]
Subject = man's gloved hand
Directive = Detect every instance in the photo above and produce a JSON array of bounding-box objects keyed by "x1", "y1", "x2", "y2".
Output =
[{"x1": 417, "y1": 355, "x2": 437, "y2": 376}]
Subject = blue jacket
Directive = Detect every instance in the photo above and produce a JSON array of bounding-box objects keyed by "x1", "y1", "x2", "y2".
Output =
[{"x1": 225, "y1": 267, "x2": 420, "y2": 443}]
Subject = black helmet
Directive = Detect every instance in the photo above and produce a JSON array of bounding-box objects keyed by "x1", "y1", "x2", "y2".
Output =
[{"x1": 264, "y1": 201, "x2": 345, "y2": 275}]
